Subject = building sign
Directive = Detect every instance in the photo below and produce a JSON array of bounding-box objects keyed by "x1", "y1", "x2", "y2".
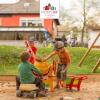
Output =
[{"x1": 40, "y1": 0, "x2": 59, "y2": 19}]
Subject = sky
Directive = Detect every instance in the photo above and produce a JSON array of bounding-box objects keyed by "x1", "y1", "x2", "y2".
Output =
[{"x1": 60, "y1": 0, "x2": 73, "y2": 9}]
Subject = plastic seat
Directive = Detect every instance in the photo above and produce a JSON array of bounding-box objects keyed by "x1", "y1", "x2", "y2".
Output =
[{"x1": 19, "y1": 84, "x2": 38, "y2": 92}]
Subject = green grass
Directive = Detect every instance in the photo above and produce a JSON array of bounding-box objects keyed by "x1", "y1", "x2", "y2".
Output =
[{"x1": 0, "y1": 45, "x2": 100, "y2": 75}]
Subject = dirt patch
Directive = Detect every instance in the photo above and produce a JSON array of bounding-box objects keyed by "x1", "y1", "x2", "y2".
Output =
[
  {"x1": 0, "y1": 75, "x2": 16, "y2": 81},
  {"x1": 0, "y1": 74, "x2": 100, "y2": 100}
]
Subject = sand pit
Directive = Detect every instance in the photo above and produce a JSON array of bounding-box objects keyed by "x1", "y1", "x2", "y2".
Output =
[{"x1": 0, "y1": 74, "x2": 100, "y2": 100}]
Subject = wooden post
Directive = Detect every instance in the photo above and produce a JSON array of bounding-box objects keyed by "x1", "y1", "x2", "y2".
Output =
[
  {"x1": 78, "y1": 33, "x2": 100, "y2": 67},
  {"x1": 92, "y1": 59, "x2": 100, "y2": 73}
]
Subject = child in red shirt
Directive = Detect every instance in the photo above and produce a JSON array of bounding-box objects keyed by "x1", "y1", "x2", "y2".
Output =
[
  {"x1": 25, "y1": 37, "x2": 44, "y2": 79},
  {"x1": 25, "y1": 37, "x2": 37, "y2": 64}
]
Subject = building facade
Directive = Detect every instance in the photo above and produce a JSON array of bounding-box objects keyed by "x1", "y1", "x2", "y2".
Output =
[{"x1": 0, "y1": 0, "x2": 59, "y2": 41}]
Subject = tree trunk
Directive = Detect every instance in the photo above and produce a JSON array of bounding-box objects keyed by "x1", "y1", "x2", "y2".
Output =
[{"x1": 81, "y1": 0, "x2": 86, "y2": 46}]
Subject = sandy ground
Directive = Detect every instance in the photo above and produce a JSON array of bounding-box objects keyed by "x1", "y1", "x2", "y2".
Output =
[{"x1": 0, "y1": 74, "x2": 100, "y2": 100}]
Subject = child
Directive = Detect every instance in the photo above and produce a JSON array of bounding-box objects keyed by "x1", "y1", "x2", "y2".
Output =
[
  {"x1": 43, "y1": 41, "x2": 71, "y2": 88},
  {"x1": 16, "y1": 52, "x2": 47, "y2": 96},
  {"x1": 25, "y1": 37, "x2": 37, "y2": 64}
]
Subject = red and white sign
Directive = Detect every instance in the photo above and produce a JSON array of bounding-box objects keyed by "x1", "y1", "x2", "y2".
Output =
[{"x1": 40, "y1": 0, "x2": 60, "y2": 19}]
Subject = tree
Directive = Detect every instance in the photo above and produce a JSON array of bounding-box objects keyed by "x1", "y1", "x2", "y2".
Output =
[
  {"x1": 81, "y1": 0, "x2": 86, "y2": 46},
  {"x1": 60, "y1": 0, "x2": 100, "y2": 46}
]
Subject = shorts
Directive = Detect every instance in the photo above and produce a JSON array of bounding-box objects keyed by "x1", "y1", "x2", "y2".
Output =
[{"x1": 57, "y1": 64, "x2": 67, "y2": 81}]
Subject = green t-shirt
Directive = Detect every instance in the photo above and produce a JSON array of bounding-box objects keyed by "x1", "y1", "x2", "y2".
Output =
[{"x1": 18, "y1": 61, "x2": 42, "y2": 84}]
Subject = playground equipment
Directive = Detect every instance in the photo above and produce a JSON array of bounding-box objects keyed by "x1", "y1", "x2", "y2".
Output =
[
  {"x1": 92, "y1": 59, "x2": 100, "y2": 72},
  {"x1": 78, "y1": 33, "x2": 100, "y2": 72},
  {"x1": 34, "y1": 60, "x2": 49, "y2": 75},
  {"x1": 34, "y1": 60, "x2": 57, "y2": 92},
  {"x1": 66, "y1": 75, "x2": 87, "y2": 91}
]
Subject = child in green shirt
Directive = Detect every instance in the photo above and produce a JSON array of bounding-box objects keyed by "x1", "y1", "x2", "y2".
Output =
[{"x1": 16, "y1": 52, "x2": 47, "y2": 96}]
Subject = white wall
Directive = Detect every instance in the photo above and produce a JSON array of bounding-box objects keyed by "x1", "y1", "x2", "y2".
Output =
[{"x1": 88, "y1": 30, "x2": 100, "y2": 48}]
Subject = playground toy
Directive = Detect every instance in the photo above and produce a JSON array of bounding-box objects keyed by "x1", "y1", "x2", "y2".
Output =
[
  {"x1": 66, "y1": 75, "x2": 87, "y2": 91},
  {"x1": 34, "y1": 60, "x2": 49, "y2": 75},
  {"x1": 16, "y1": 84, "x2": 39, "y2": 98},
  {"x1": 34, "y1": 60, "x2": 57, "y2": 92}
]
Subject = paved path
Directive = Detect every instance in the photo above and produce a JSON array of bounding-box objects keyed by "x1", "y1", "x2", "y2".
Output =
[
  {"x1": 0, "y1": 40, "x2": 43, "y2": 47},
  {"x1": 0, "y1": 40, "x2": 24, "y2": 46}
]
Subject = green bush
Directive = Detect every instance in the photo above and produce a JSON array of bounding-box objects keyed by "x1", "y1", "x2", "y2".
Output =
[{"x1": 0, "y1": 46, "x2": 24, "y2": 64}]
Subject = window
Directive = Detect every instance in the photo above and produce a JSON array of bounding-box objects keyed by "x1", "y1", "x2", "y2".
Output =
[
  {"x1": 21, "y1": 22, "x2": 27, "y2": 26},
  {"x1": 20, "y1": 18, "x2": 43, "y2": 27}
]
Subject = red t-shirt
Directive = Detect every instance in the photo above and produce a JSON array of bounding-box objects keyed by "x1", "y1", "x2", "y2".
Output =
[{"x1": 27, "y1": 46, "x2": 37, "y2": 64}]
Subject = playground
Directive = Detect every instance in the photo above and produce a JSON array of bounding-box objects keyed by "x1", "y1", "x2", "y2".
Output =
[
  {"x1": 0, "y1": 45, "x2": 100, "y2": 100},
  {"x1": 0, "y1": 34, "x2": 100, "y2": 100},
  {"x1": 0, "y1": 0, "x2": 100, "y2": 99}
]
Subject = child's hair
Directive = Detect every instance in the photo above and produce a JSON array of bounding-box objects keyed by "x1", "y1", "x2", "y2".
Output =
[{"x1": 20, "y1": 52, "x2": 30, "y2": 62}]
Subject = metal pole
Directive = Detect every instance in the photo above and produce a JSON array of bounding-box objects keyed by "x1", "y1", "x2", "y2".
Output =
[{"x1": 78, "y1": 33, "x2": 100, "y2": 67}]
